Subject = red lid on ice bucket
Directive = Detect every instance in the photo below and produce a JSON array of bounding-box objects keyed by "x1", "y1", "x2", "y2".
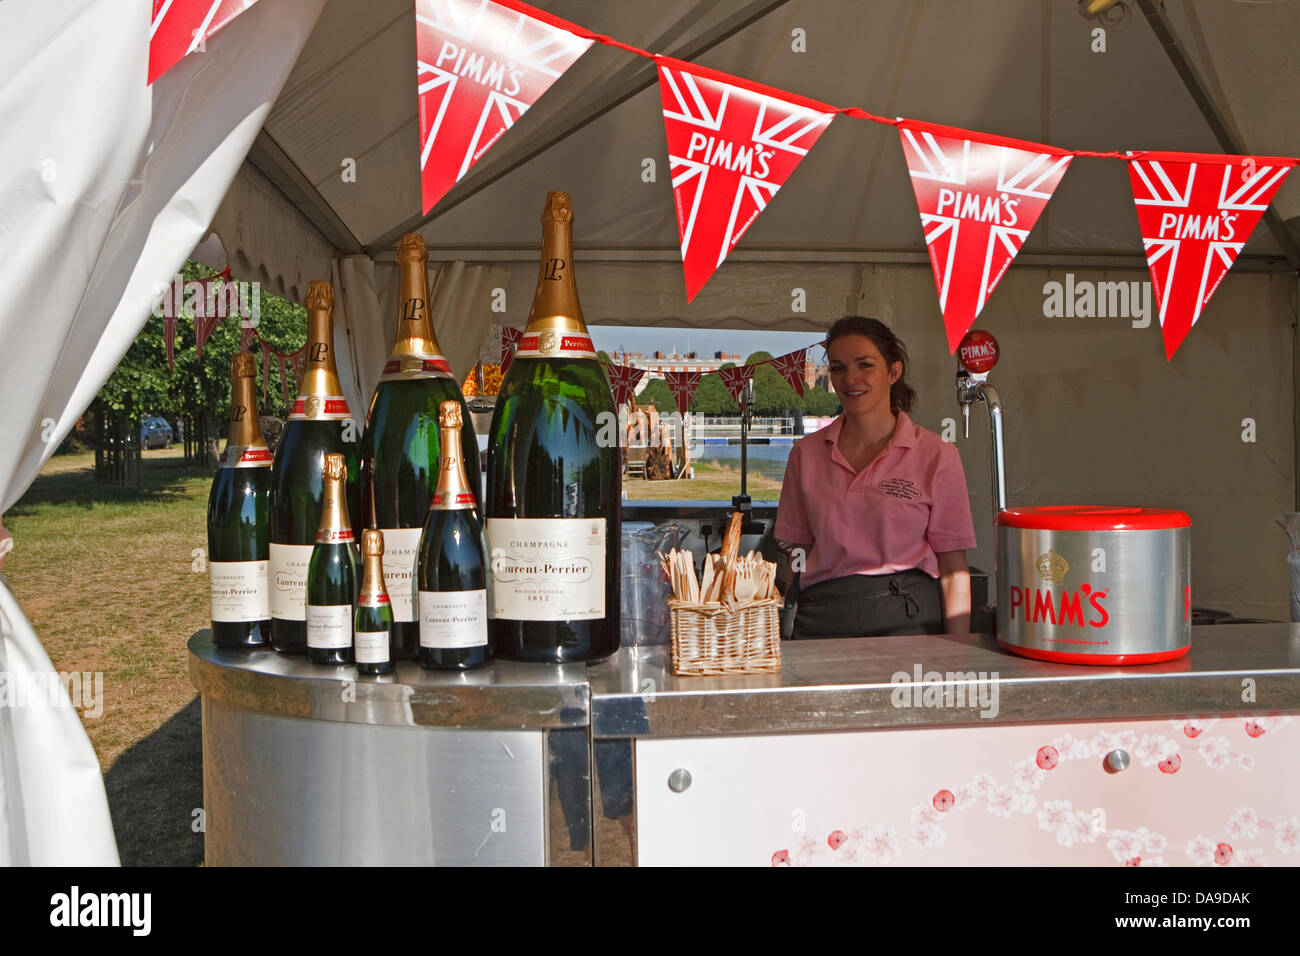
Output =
[{"x1": 997, "y1": 505, "x2": 1191, "y2": 532}]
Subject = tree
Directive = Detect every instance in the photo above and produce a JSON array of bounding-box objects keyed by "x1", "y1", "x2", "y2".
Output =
[
  {"x1": 690, "y1": 363, "x2": 737, "y2": 415},
  {"x1": 802, "y1": 385, "x2": 841, "y2": 416},
  {"x1": 637, "y1": 377, "x2": 674, "y2": 412},
  {"x1": 743, "y1": 351, "x2": 802, "y2": 416}
]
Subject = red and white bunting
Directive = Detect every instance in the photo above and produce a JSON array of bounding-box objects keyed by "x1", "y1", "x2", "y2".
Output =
[
  {"x1": 262, "y1": 344, "x2": 271, "y2": 403},
  {"x1": 657, "y1": 59, "x2": 834, "y2": 301},
  {"x1": 414, "y1": 0, "x2": 593, "y2": 214},
  {"x1": 898, "y1": 120, "x2": 1072, "y2": 353},
  {"x1": 500, "y1": 326, "x2": 522, "y2": 373},
  {"x1": 663, "y1": 370, "x2": 702, "y2": 417},
  {"x1": 149, "y1": 0, "x2": 260, "y2": 85},
  {"x1": 607, "y1": 363, "x2": 645, "y2": 408},
  {"x1": 278, "y1": 354, "x2": 289, "y2": 409},
  {"x1": 290, "y1": 348, "x2": 307, "y2": 388},
  {"x1": 717, "y1": 364, "x2": 754, "y2": 408},
  {"x1": 239, "y1": 325, "x2": 255, "y2": 351},
  {"x1": 1127, "y1": 151, "x2": 1295, "y2": 359},
  {"x1": 769, "y1": 348, "x2": 807, "y2": 397}
]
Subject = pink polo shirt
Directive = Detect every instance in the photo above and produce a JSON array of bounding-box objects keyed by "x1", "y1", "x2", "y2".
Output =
[{"x1": 775, "y1": 411, "x2": 976, "y2": 587}]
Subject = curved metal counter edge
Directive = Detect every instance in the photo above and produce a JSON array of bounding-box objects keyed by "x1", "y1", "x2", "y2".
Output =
[
  {"x1": 190, "y1": 625, "x2": 1300, "y2": 735},
  {"x1": 187, "y1": 631, "x2": 589, "y2": 729}
]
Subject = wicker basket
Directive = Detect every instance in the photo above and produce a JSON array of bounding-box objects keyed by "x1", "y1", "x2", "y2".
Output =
[{"x1": 668, "y1": 596, "x2": 783, "y2": 676}]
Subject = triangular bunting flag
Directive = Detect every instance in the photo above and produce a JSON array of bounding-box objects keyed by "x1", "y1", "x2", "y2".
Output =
[
  {"x1": 262, "y1": 344, "x2": 271, "y2": 403},
  {"x1": 606, "y1": 363, "x2": 645, "y2": 408},
  {"x1": 291, "y1": 348, "x2": 307, "y2": 388},
  {"x1": 240, "y1": 325, "x2": 255, "y2": 351},
  {"x1": 663, "y1": 370, "x2": 702, "y2": 417},
  {"x1": 278, "y1": 354, "x2": 289, "y2": 409},
  {"x1": 149, "y1": 0, "x2": 261, "y2": 85},
  {"x1": 769, "y1": 348, "x2": 807, "y2": 397},
  {"x1": 717, "y1": 364, "x2": 754, "y2": 408},
  {"x1": 414, "y1": 0, "x2": 593, "y2": 214},
  {"x1": 500, "y1": 326, "x2": 522, "y2": 373},
  {"x1": 656, "y1": 58, "x2": 835, "y2": 301},
  {"x1": 898, "y1": 120, "x2": 1072, "y2": 353},
  {"x1": 1127, "y1": 151, "x2": 1295, "y2": 359}
]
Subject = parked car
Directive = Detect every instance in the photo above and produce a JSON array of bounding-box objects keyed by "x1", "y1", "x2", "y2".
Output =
[{"x1": 140, "y1": 416, "x2": 174, "y2": 449}]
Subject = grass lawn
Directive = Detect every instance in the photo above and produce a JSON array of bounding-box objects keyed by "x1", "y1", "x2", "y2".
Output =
[{"x1": 4, "y1": 447, "x2": 210, "y2": 866}]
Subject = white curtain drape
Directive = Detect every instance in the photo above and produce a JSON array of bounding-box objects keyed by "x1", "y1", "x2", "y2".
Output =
[
  {"x1": 336, "y1": 258, "x2": 510, "y2": 422},
  {"x1": 0, "y1": 0, "x2": 325, "y2": 864}
]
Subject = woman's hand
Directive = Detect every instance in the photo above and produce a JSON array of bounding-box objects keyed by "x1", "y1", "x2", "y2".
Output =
[{"x1": 936, "y1": 550, "x2": 971, "y2": 635}]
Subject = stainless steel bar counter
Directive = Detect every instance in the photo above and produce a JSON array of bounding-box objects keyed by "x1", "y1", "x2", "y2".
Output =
[{"x1": 190, "y1": 625, "x2": 1300, "y2": 867}]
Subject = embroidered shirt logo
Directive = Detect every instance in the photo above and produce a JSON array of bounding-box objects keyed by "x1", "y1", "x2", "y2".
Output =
[{"x1": 879, "y1": 477, "x2": 921, "y2": 500}]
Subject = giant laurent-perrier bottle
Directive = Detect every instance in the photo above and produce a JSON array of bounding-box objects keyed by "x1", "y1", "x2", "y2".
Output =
[
  {"x1": 485, "y1": 191, "x2": 620, "y2": 662},
  {"x1": 306, "y1": 453, "x2": 358, "y2": 665},
  {"x1": 417, "y1": 400, "x2": 490, "y2": 670},
  {"x1": 360, "y1": 233, "x2": 477, "y2": 661},
  {"x1": 269, "y1": 280, "x2": 360, "y2": 654},
  {"x1": 207, "y1": 352, "x2": 273, "y2": 648},
  {"x1": 354, "y1": 529, "x2": 395, "y2": 675}
]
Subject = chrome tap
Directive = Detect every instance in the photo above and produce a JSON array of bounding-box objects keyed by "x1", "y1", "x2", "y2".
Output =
[{"x1": 954, "y1": 332, "x2": 1007, "y2": 526}]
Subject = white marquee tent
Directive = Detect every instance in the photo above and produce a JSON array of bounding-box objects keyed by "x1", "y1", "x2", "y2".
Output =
[{"x1": 1, "y1": 0, "x2": 1297, "y2": 863}]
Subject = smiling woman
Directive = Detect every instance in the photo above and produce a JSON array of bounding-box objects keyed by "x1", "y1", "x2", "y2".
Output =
[{"x1": 775, "y1": 316, "x2": 976, "y2": 639}]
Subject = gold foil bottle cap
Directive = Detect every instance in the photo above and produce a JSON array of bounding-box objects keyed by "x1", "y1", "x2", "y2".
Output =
[
  {"x1": 306, "y1": 280, "x2": 335, "y2": 311},
  {"x1": 232, "y1": 352, "x2": 257, "y2": 379},
  {"x1": 361, "y1": 529, "x2": 384, "y2": 555},
  {"x1": 438, "y1": 400, "x2": 463, "y2": 429},
  {"x1": 396, "y1": 233, "x2": 428, "y2": 262},
  {"x1": 324, "y1": 453, "x2": 346, "y2": 481},
  {"x1": 542, "y1": 191, "x2": 573, "y2": 224}
]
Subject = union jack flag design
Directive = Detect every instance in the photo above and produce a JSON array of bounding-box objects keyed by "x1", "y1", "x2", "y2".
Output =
[
  {"x1": 1127, "y1": 152, "x2": 1294, "y2": 359},
  {"x1": 663, "y1": 370, "x2": 702, "y2": 417},
  {"x1": 898, "y1": 121, "x2": 1072, "y2": 353},
  {"x1": 415, "y1": 0, "x2": 592, "y2": 213},
  {"x1": 717, "y1": 364, "x2": 754, "y2": 408},
  {"x1": 606, "y1": 364, "x2": 645, "y2": 408},
  {"x1": 150, "y1": 0, "x2": 260, "y2": 84},
  {"x1": 769, "y1": 349, "x2": 807, "y2": 397},
  {"x1": 500, "y1": 326, "x2": 522, "y2": 373},
  {"x1": 657, "y1": 61, "x2": 834, "y2": 301}
]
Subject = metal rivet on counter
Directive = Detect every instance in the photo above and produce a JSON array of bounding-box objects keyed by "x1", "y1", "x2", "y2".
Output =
[
  {"x1": 668, "y1": 768, "x2": 692, "y2": 792},
  {"x1": 1103, "y1": 749, "x2": 1130, "y2": 774}
]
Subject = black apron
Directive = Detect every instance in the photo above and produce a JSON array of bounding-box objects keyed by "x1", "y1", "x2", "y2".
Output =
[{"x1": 792, "y1": 570, "x2": 943, "y2": 638}]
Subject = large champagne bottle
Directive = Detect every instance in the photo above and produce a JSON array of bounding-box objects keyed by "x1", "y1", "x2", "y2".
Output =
[
  {"x1": 354, "y1": 529, "x2": 395, "y2": 675},
  {"x1": 484, "y1": 191, "x2": 620, "y2": 662},
  {"x1": 417, "y1": 401, "x2": 490, "y2": 670},
  {"x1": 306, "y1": 453, "x2": 357, "y2": 665},
  {"x1": 207, "y1": 352, "x2": 272, "y2": 648},
  {"x1": 269, "y1": 280, "x2": 360, "y2": 654},
  {"x1": 360, "y1": 234, "x2": 477, "y2": 661}
]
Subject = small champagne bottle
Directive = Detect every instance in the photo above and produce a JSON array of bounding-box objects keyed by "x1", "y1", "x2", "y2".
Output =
[
  {"x1": 354, "y1": 529, "x2": 395, "y2": 675},
  {"x1": 306, "y1": 453, "x2": 358, "y2": 665}
]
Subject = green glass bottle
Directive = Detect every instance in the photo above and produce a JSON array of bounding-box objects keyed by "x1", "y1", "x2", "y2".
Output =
[
  {"x1": 207, "y1": 352, "x2": 272, "y2": 648},
  {"x1": 359, "y1": 233, "x2": 477, "y2": 662},
  {"x1": 269, "y1": 280, "x2": 360, "y2": 655},
  {"x1": 354, "y1": 529, "x2": 395, "y2": 675},
  {"x1": 417, "y1": 400, "x2": 490, "y2": 670},
  {"x1": 306, "y1": 453, "x2": 357, "y2": 665},
  {"x1": 484, "y1": 191, "x2": 621, "y2": 663}
]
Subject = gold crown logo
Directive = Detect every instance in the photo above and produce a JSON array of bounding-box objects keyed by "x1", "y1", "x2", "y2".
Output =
[{"x1": 1036, "y1": 549, "x2": 1069, "y2": 584}]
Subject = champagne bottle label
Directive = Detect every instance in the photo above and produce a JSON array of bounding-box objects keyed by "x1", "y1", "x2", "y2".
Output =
[
  {"x1": 307, "y1": 604, "x2": 353, "y2": 649},
  {"x1": 317, "y1": 528, "x2": 355, "y2": 544},
  {"x1": 209, "y1": 561, "x2": 269, "y2": 622},
  {"x1": 269, "y1": 543, "x2": 315, "y2": 621},
  {"x1": 354, "y1": 630, "x2": 391, "y2": 663},
  {"x1": 375, "y1": 528, "x2": 421, "y2": 621},
  {"x1": 357, "y1": 592, "x2": 392, "y2": 607},
  {"x1": 418, "y1": 590, "x2": 488, "y2": 648},
  {"x1": 220, "y1": 443, "x2": 273, "y2": 469},
  {"x1": 288, "y1": 396, "x2": 352, "y2": 421},
  {"x1": 513, "y1": 331, "x2": 597, "y2": 360},
  {"x1": 485, "y1": 518, "x2": 606, "y2": 621},
  {"x1": 430, "y1": 492, "x2": 476, "y2": 508},
  {"x1": 378, "y1": 351, "x2": 453, "y2": 382}
]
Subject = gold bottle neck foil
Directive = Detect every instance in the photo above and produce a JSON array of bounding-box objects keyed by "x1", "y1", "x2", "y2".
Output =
[
  {"x1": 432, "y1": 410, "x2": 475, "y2": 511},
  {"x1": 358, "y1": 531, "x2": 390, "y2": 607},
  {"x1": 317, "y1": 455, "x2": 354, "y2": 543},
  {"x1": 517, "y1": 191, "x2": 596, "y2": 360},
  {"x1": 223, "y1": 355, "x2": 271, "y2": 468},
  {"x1": 292, "y1": 281, "x2": 351, "y2": 420},
  {"x1": 380, "y1": 236, "x2": 453, "y2": 381}
]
